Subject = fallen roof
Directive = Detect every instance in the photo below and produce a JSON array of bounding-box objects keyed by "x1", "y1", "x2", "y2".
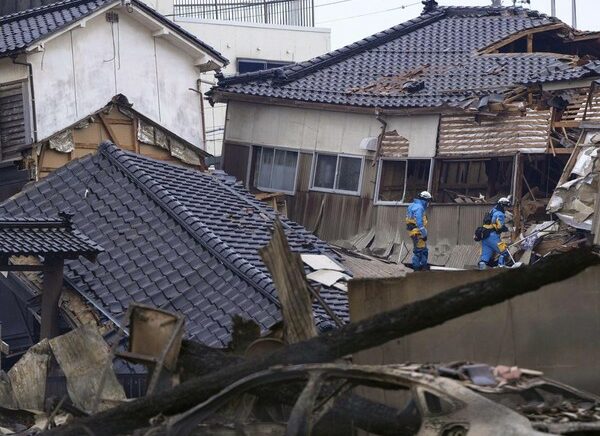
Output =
[
  {"x1": 0, "y1": 143, "x2": 347, "y2": 346},
  {"x1": 528, "y1": 59, "x2": 600, "y2": 84},
  {"x1": 0, "y1": 213, "x2": 102, "y2": 261},
  {"x1": 0, "y1": 0, "x2": 228, "y2": 64},
  {"x1": 213, "y1": 6, "x2": 572, "y2": 109}
]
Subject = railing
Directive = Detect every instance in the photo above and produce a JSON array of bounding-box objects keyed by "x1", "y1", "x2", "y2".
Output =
[{"x1": 173, "y1": 0, "x2": 315, "y2": 27}]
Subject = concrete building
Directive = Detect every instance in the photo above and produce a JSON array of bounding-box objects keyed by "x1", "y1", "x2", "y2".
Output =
[{"x1": 145, "y1": 0, "x2": 331, "y2": 156}]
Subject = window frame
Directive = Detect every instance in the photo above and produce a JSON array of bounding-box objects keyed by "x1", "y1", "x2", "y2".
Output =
[
  {"x1": 309, "y1": 152, "x2": 364, "y2": 196},
  {"x1": 374, "y1": 157, "x2": 434, "y2": 206},
  {"x1": 237, "y1": 58, "x2": 293, "y2": 74},
  {"x1": 254, "y1": 145, "x2": 300, "y2": 195},
  {"x1": 433, "y1": 156, "x2": 516, "y2": 205}
]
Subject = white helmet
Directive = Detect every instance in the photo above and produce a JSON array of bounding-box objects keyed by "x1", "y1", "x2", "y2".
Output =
[
  {"x1": 418, "y1": 191, "x2": 432, "y2": 201},
  {"x1": 497, "y1": 197, "x2": 511, "y2": 206}
]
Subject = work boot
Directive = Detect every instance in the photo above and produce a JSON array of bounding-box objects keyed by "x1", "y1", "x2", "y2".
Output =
[{"x1": 478, "y1": 261, "x2": 487, "y2": 270}]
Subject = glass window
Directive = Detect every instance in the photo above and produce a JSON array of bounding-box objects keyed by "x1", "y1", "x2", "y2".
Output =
[
  {"x1": 312, "y1": 154, "x2": 363, "y2": 194},
  {"x1": 238, "y1": 59, "x2": 292, "y2": 74},
  {"x1": 255, "y1": 147, "x2": 298, "y2": 193},
  {"x1": 337, "y1": 156, "x2": 362, "y2": 192},
  {"x1": 377, "y1": 160, "x2": 431, "y2": 203}
]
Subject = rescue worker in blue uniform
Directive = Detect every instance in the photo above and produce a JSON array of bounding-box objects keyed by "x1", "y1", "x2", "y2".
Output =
[
  {"x1": 406, "y1": 191, "x2": 432, "y2": 271},
  {"x1": 478, "y1": 197, "x2": 511, "y2": 270}
]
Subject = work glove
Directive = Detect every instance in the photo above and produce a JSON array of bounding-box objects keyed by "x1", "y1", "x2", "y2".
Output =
[{"x1": 420, "y1": 228, "x2": 428, "y2": 240}]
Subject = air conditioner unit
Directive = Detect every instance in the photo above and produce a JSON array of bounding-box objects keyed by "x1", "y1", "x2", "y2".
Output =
[{"x1": 359, "y1": 137, "x2": 378, "y2": 152}]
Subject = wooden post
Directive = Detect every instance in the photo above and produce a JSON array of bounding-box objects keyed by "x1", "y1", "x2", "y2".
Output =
[
  {"x1": 513, "y1": 153, "x2": 524, "y2": 237},
  {"x1": 40, "y1": 257, "x2": 65, "y2": 339}
]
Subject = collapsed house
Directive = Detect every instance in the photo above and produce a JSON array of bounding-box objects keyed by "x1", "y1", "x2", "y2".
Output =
[
  {"x1": 0, "y1": 0, "x2": 228, "y2": 200},
  {"x1": 211, "y1": 3, "x2": 600, "y2": 266},
  {"x1": 0, "y1": 142, "x2": 349, "y2": 367}
]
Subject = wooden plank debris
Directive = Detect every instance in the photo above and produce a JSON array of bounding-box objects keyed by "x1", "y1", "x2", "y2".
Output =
[
  {"x1": 48, "y1": 327, "x2": 126, "y2": 413},
  {"x1": 260, "y1": 219, "x2": 317, "y2": 344}
]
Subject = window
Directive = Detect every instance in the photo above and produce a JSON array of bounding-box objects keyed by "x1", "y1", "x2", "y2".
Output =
[
  {"x1": 237, "y1": 59, "x2": 292, "y2": 74},
  {"x1": 436, "y1": 157, "x2": 513, "y2": 203},
  {"x1": 311, "y1": 153, "x2": 363, "y2": 195},
  {"x1": 255, "y1": 146, "x2": 298, "y2": 193},
  {"x1": 376, "y1": 159, "x2": 432, "y2": 204}
]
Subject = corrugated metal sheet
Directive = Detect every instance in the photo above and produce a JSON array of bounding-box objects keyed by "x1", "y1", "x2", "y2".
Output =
[
  {"x1": 438, "y1": 109, "x2": 550, "y2": 156},
  {"x1": 381, "y1": 130, "x2": 409, "y2": 157},
  {"x1": 0, "y1": 83, "x2": 28, "y2": 162}
]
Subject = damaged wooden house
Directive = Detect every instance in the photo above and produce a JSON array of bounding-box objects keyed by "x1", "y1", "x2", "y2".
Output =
[
  {"x1": 0, "y1": 0, "x2": 228, "y2": 200},
  {"x1": 211, "y1": 2, "x2": 600, "y2": 266},
  {"x1": 0, "y1": 142, "x2": 350, "y2": 373}
]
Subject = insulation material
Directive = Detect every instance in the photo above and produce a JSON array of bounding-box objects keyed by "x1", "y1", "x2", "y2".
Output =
[
  {"x1": 306, "y1": 270, "x2": 351, "y2": 287},
  {"x1": 549, "y1": 146, "x2": 599, "y2": 231},
  {"x1": 381, "y1": 130, "x2": 409, "y2": 157},
  {"x1": 48, "y1": 327, "x2": 125, "y2": 413},
  {"x1": 438, "y1": 109, "x2": 551, "y2": 156},
  {"x1": 137, "y1": 119, "x2": 155, "y2": 145},
  {"x1": 301, "y1": 254, "x2": 344, "y2": 272},
  {"x1": 170, "y1": 139, "x2": 201, "y2": 166},
  {"x1": 48, "y1": 129, "x2": 75, "y2": 153}
]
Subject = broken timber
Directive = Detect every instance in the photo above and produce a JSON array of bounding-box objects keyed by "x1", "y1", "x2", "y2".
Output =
[{"x1": 46, "y1": 249, "x2": 600, "y2": 436}]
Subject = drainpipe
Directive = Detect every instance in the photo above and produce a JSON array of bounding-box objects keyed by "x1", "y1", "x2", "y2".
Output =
[
  {"x1": 196, "y1": 78, "x2": 207, "y2": 148},
  {"x1": 373, "y1": 110, "x2": 387, "y2": 166},
  {"x1": 11, "y1": 56, "x2": 37, "y2": 144}
]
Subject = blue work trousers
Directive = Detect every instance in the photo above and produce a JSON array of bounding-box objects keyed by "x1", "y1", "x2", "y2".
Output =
[
  {"x1": 479, "y1": 232, "x2": 508, "y2": 268},
  {"x1": 411, "y1": 235, "x2": 429, "y2": 271}
]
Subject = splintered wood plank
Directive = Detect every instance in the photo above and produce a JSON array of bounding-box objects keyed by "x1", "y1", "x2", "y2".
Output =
[{"x1": 259, "y1": 219, "x2": 317, "y2": 344}]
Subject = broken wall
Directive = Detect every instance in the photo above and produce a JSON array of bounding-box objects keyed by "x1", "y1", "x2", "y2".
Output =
[{"x1": 350, "y1": 265, "x2": 600, "y2": 394}]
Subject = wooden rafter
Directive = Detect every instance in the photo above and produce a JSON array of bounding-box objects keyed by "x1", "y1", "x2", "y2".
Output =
[{"x1": 480, "y1": 23, "x2": 567, "y2": 54}]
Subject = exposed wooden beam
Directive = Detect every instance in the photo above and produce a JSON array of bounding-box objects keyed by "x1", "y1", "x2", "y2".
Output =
[
  {"x1": 527, "y1": 33, "x2": 533, "y2": 53},
  {"x1": 99, "y1": 114, "x2": 120, "y2": 146},
  {"x1": 480, "y1": 23, "x2": 566, "y2": 54}
]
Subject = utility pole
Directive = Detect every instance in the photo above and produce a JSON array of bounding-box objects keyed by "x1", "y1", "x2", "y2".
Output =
[
  {"x1": 572, "y1": 0, "x2": 577, "y2": 28},
  {"x1": 551, "y1": 0, "x2": 556, "y2": 17}
]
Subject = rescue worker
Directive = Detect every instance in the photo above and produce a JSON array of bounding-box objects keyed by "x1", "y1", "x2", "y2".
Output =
[
  {"x1": 478, "y1": 197, "x2": 511, "y2": 270},
  {"x1": 406, "y1": 191, "x2": 432, "y2": 271}
]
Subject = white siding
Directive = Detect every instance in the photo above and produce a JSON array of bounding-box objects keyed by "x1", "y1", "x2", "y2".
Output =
[
  {"x1": 225, "y1": 101, "x2": 440, "y2": 158},
  {"x1": 27, "y1": 9, "x2": 204, "y2": 147}
]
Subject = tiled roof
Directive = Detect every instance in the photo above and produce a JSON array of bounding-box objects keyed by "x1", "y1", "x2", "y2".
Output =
[
  {"x1": 214, "y1": 6, "x2": 569, "y2": 109},
  {"x1": 0, "y1": 143, "x2": 347, "y2": 346},
  {"x1": 0, "y1": 0, "x2": 228, "y2": 64},
  {"x1": 527, "y1": 60, "x2": 600, "y2": 84},
  {"x1": 0, "y1": 214, "x2": 102, "y2": 260}
]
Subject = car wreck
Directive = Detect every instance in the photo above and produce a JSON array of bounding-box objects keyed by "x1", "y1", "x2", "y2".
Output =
[{"x1": 153, "y1": 362, "x2": 600, "y2": 436}]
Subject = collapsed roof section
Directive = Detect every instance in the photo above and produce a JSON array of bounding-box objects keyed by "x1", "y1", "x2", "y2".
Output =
[
  {"x1": 212, "y1": 6, "x2": 594, "y2": 110},
  {"x1": 0, "y1": 143, "x2": 348, "y2": 346}
]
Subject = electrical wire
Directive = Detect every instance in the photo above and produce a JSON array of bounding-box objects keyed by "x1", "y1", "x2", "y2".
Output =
[{"x1": 317, "y1": 1, "x2": 421, "y2": 24}]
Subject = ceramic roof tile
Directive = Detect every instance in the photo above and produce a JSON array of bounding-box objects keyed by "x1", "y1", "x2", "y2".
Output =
[
  {"x1": 0, "y1": 0, "x2": 227, "y2": 63},
  {"x1": 215, "y1": 6, "x2": 571, "y2": 108},
  {"x1": 0, "y1": 143, "x2": 347, "y2": 346}
]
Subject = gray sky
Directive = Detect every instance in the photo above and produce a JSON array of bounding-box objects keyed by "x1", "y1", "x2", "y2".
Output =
[{"x1": 315, "y1": 0, "x2": 599, "y2": 49}]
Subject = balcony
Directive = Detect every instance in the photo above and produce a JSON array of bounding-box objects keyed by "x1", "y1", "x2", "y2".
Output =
[{"x1": 173, "y1": 0, "x2": 315, "y2": 27}]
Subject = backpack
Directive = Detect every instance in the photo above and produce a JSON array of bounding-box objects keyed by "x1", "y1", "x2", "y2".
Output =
[{"x1": 482, "y1": 210, "x2": 493, "y2": 225}]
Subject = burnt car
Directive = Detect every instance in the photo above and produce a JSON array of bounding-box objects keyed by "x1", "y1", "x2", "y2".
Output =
[{"x1": 157, "y1": 362, "x2": 600, "y2": 436}]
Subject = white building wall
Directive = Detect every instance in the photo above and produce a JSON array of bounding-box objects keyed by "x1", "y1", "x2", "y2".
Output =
[
  {"x1": 26, "y1": 9, "x2": 204, "y2": 147},
  {"x1": 143, "y1": 0, "x2": 330, "y2": 156},
  {"x1": 225, "y1": 100, "x2": 439, "y2": 157},
  {"x1": 0, "y1": 58, "x2": 28, "y2": 84}
]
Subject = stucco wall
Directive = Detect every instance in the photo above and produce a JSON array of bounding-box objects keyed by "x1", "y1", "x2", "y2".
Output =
[
  {"x1": 225, "y1": 100, "x2": 439, "y2": 157},
  {"x1": 349, "y1": 265, "x2": 600, "y2": 394},
  {"x1": 0, "y1": 58, "x2": 28, "y2": 84},
  {"x1": 26, "y1": 8, "x2": 204, "y2": 147}
]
